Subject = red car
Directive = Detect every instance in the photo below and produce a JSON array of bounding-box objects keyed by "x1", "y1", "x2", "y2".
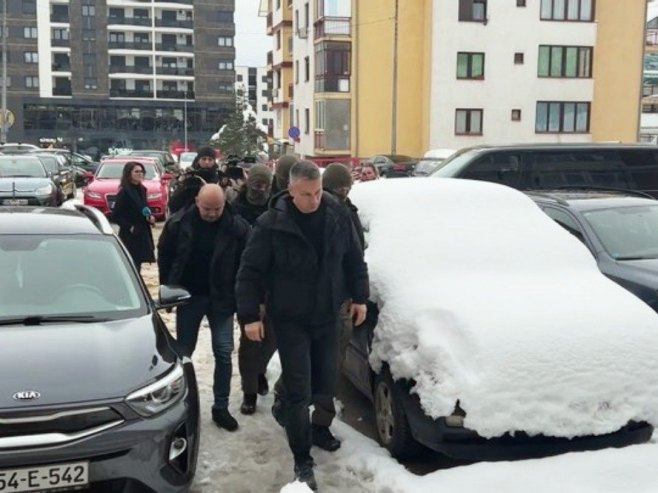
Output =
[{"x1": 83, "y1": 157, "x2": 173, "y2": 220}]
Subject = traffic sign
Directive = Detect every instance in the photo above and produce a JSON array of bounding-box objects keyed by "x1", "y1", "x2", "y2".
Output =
[
  {"x1": 0, "y1": 110, "x2": 15, "y2": 128},
  {"x1": 288, "y1": 126, "x2": 300, "y2": 139}
]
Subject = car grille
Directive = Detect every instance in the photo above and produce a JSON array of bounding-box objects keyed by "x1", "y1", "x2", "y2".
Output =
[{"x1": 0, "y1": 407, "x2": 124, "y2": 447}]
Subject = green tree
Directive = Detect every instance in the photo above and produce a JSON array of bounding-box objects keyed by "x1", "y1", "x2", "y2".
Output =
[{"x1": 211, "y1": 92, "x2": 266, "y2": 157}]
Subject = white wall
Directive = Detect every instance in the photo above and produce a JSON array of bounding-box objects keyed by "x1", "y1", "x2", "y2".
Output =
[
  {"x1": 37, "y1": 0, "x2": 55, "y2": 97},
  {"x1": 291, "y1": 0, "x2": 315, "y2": 157},
  {"x1": 429, "y1": 1, "x2": 596, "y2": 149}
]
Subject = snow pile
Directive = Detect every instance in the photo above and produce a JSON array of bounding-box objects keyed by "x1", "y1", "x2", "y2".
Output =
[
  {"x1": 279, "y1": 481, "x2": 315, "y2": 492},
  {"x1": 350, "y1": 178, "x2": 658, "y2": 439}
]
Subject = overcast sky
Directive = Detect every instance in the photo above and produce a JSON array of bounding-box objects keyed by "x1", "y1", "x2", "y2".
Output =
[{"x1": 235, "y1": 0, "x2": 271, "y2": 67}]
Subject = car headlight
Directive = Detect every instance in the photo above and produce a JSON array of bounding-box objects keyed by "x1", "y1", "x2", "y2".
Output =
[
  {"x1": 85, "y1": 191, "x2": 101, "y2": 199},
  {"x1": 147, "y1": 192, "x2": 162, "y2": 200},
  {"x1": 35, "y1": 184, "x2": 54, "y2": 195},
  {"x1": 126, "y1": 363, "x2": 186, "y2": 417}
]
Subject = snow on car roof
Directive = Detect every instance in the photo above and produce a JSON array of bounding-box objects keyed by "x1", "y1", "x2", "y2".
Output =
[{"x1": 350, "y1": 178, "x2": 658, "y2": 439}]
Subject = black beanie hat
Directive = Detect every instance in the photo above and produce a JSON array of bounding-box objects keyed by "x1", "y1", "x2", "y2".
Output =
[
  {"x1": 322, "y1": 163, "x2": 352, "y2": 191},
  {"x1": 196, "y1": 146, "x2": 216, "y2": 159}
]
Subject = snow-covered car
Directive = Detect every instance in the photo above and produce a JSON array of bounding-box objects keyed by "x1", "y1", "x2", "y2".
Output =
[{"x1": 344, "y1": 178, "x2": 658, "y2": 460}]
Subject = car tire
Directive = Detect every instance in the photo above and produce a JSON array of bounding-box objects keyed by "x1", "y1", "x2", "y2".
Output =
[{"x1": 373, "y1": 367, "x2": 421, "y2": 459}]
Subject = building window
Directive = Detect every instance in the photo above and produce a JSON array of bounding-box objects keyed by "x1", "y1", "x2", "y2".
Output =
[
  {"x1": 295, "y1": 60, "x2": 299, "y2": 84},
  {"x1": 82, "y1": 30, "x2": 96, "y2": 41},
  {"x1": 538, "y1": 46, "x2": 592, "y2": 78},
  {"x1": 81, "y1": 5, "x2": 95, "y2": 16},
  {"x1": 218, "y1": 36, "x2": 233, "y2": 47},
  {"x1": 53, "y1": 28, "x2": 69, "y2": 40},
  {"x1": 305, "y1": 2, "x2": 309, "y2": 28},
  {"x1": 84, "y1": 78, "x2": 97, "y2": 89},
  {"x1": 305, "y1": 108, "x2": 310, "y2": 134},
  {"x1": 517, "y1": 0, "x2": 526, "y2": 5},
  {"x1": 218, "y1": 60, "x2": 234, "y2": 70},
  {"x1": 217, "y1": 11, "x2": 233, "y2": 23},
  {"x1": 23, "y1": 27, "x2": 38, "y2": 38},
  {"x1": 459, "y1": 0, "x2": 487, "y2": 21},
  {"x1": 455, "y1": 109, "x2": 483, "y2": 135},
  {"x1": 535, "y1": 101, "x2": 590, "y2": 133},
  {"x1": 540, "y1": 0, "x2": 594, "y2": 21},
  {"x1": 25, "y1": 76, "x2": 38, "y2": 88},
  {"x1": 514, "y1": 53, "x2": 524, "y2": 64},
  {"x1": 511, "y1": 109, "x2": 522, "y2": 121},
  {"x1": 23, "y1": 52, "x2": 38, "y2": 64},
  {"x1": 236, "y1": 74, "x2": 243, "y2": 82},
  {"x1": 276, "y1": 31, "x2": 281, "y2": 50},
  {"x1": 218, "y1": 83, "x2": 233, "y2": 94},
  {"x1": 262, "y1": 104, "x2": 268, "y2": 111},
  {"x1": 304, "y1": 56, "x2": 310, "y2": 82},
  {"x1": 22, "y1": 0, "x2": 36, "y2": 14},
  {"x1": 456, "y1": 52, "x2": 484, "y2": 79}
]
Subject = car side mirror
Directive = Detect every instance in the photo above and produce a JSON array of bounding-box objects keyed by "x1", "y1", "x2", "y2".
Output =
[{"x1": 156, "y1": 285, "x2": 191, "y2": 309}]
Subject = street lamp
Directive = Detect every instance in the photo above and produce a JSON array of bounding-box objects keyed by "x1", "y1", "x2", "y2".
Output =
[{"x1": 1, "y1": 0, "x2": 8, "y2": 144}]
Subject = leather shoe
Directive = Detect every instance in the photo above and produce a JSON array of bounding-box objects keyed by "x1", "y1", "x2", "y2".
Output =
[
  {"x1": 240, "y1": 393, "x2": 257, "y2": 415},
  {"x1": 311, "y1": 424, "x2": 341, "y2": 452},
  {"x1": 293, "y1": 460, "x2": 317, "y2": 491},
  {"x1": 212, "y1": 408, "x2": 239, "y2": 431}
]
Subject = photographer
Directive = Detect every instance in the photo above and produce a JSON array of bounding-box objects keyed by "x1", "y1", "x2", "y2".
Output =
[{"x1": 169, "y1": 147, "x2": 227, "y2": 214}]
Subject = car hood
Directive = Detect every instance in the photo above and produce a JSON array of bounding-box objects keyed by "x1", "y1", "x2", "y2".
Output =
[
  {"x1": 0, "y1": 315, "x2": 178, "y2": 409},
  {"x1": 0, "y1": 177, "x2": 52, "y2": 193},
  {"x1": 617, "y1": 258, "x2": 658, "y2": 280},
  {"x1": 87, "y1": 179, "x2": 160, "y2": 194}
]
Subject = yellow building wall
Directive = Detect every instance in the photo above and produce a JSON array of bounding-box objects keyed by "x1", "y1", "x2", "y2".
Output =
[
  {"x1": 590, "y1": 0, "x2": 646, "y2": 142},
  {"x1": 353, "y1": 1, "x2": 431, "y2": 158}
]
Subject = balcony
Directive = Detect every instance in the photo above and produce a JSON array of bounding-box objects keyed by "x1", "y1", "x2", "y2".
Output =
[
  {"x1": 110, "y1": 89, "x2": 154, "y2": 98},
  {"x1": 50, "y1": 13, "x2": 70, "y2": 23},
  {"x1": 157, "y1": 90, "x2": 195, "y2": 99},
  {"x1": 155, "y1": 43, "x2": 193, "y2": 52},
  {"x1": 156, "y1": 66, "x2": 194, "y2": 76},
  {"x1": 315, "y1": 75, "x2": 350, "y2": 93},
  {"x1": 314, "y1": 131, "x2": 325, "y2": 149},
  {"x1": 52, "y1": 63, "x2": 71, "y2": 72},
  {"x1": 53, "y1": 87, "x2": 72, "y2": 96},
  {"x1": 266, "y1": 13, "x2": 273, "y2": 34},
  {"x1": 109, "y1": 65, "x2": 153, "y2": 74},
  {"x1": 314, "y1": 16, "x2": 350, "y2": 39},
  {"x1": 51, "y1": 39, "x2": 70, "y2": 47},
  {"x1": 155, "y1": 18, "x2": 193, "y2": 29},
  {"x1": 108, "y1": 41, "x2": 152, "y2": 50},
  {"x1": 108, "y1": 16, "x2": 152, "y2": 27}
]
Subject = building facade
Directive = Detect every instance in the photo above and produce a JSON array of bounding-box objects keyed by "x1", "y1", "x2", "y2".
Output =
[
  {"x1": 0, "y1": 0, "x2": 236, "y2": 155},
  {"x1": 354, "y1": 0, "x2": 646, "y2": 159},
  {"x1": 235, "y1": 65, "x2": 274, "y2": 132}
]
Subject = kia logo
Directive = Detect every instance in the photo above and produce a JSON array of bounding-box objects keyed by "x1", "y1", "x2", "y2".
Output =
[{"x1": 12, "y1": 391, "x2": 41, "y2": 401}]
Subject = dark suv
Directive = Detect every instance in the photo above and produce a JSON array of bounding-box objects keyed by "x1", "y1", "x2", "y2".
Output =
[
  {"x1": 0, "y1": 204, "x2": 199, "y2": 492},
  {"x1": 529, "y1": 189, "x2": 658, "y2": 312}
]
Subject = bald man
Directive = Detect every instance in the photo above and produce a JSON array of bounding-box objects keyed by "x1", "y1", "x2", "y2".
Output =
[{"x1": 158, "y1": 183, "x2": 250, "y2": 431}]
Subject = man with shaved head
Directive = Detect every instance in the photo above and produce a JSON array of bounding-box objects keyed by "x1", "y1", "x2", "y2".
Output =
[{"x1": 158, "y1": 183, "x2": 250, "y2": 432}]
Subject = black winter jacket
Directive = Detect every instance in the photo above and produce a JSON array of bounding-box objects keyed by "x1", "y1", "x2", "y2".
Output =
[
  {"x1": 236, "y1": 192, "x2": 369, "y2": 326},
  {"x1": 158, "y1": 204, "x2": 250, "y2": 315},
  {"x1": 232, "y1": 187, "x2": 268, "y2": 225},
  {"x1": 112, "y1": 183, "x2": 155, "y2": 264},
  {"x1": 168, "y1": 164, "x2": 227, "y2": 214}
]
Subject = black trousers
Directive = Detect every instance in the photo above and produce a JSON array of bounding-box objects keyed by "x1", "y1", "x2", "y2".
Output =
[
  {"x1": 274, "y1": 319, "x2": 339, "y2": 464},
  {"x1": 238, "y1": 318, "x2": 277, "y2": 394}
]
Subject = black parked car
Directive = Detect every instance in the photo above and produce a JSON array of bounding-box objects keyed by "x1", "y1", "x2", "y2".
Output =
[
  {"x1": 0, "y1": 155, "x2": 58, "y2": 206},
  {"x1": 529, "y1": 189, "x2": 658, "y2": 312},
  {"x1": 34, "y1": 153, "x2": 76, "y2": 201},
  {"x1": 364, "y1": 154, "x2": 417, "y2": 178},
  {"x1": 0, "y1": 204, "x2": 199, "y2": 492}
]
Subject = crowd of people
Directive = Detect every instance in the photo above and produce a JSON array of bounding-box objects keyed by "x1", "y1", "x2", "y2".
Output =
[{"x1": 112, "y1": 148, "x2": 373, "y2": 491}]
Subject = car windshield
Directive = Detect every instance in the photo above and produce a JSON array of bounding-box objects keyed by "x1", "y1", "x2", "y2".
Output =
[
  {"x1": 0, "y1": 157, "x2": 47, "y2": 177},
  {"x1": 96, "y1": 163, "x2": 156, "y2": 180},
  {"x1": 583, "y1": 205, "x2": 658, "y2": 260},
  {"x1": 0, "y1": 235, "x2": 147, "y2": 321},
  {"x1": 36, "y1": 156, "x2": 59, "y2": 173},
  {"x1": 179, "y1": 152, "x2": 196, "y2": 162},
  {"x1": 415, "y1": 159, "x2": 442, "y2": 173},
  {"x1": 430, "y1": 149, "x2": 483, "y2": 177}
]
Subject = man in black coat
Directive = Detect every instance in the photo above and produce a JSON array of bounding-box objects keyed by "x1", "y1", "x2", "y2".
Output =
[
  {"x1": 236, "y1": 161, "x2": 368, "y2": 491},
  {"x1": 158, "y1": 184, "x2": 249, "y2": 432},
  {"x1": 232, "y1": 164, "x2": 277, "y2": 415}
]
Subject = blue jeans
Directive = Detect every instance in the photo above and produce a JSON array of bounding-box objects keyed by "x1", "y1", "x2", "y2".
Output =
[{"x1": 176, "y1": 296, "x2": 234, "y2": 410}]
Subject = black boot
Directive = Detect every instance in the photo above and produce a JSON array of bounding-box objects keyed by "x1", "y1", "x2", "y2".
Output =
[
  {"x1": 293, "y1": 460, "x2": 317, "y2": 491},
  {"x1": 211, "y1": 408, "x2": 239, "y2": 431},
  {"x1": 257, "y1": 373, "x2": 269, "y2": 396},
  {"x1": 271, "y1": 395, "x2": 286, "y2": 428},
  {"x1": 240, "y1": 393, "x2": 257, "y2": 415},
  {"x1": 311, "y1": 424, "x2": 341, "y2": 452}
]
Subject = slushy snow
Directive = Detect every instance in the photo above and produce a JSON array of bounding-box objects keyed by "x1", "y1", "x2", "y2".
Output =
[{"x1": 350, "y1": 178, "x2": 658, "y2": 438}]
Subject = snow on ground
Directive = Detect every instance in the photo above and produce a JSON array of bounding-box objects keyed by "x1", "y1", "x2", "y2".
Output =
[{"x1": 351, "y1": 178, "x2": 658, "y2": 439}]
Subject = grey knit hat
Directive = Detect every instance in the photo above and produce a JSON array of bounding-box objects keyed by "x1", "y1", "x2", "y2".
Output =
[
  {"x1": 247, "y1": 164, "x2": 273, "y2": 186},
  {"x1": 275, "y1": 155, "x2": 298, "y2": 189},
  {"x1": 322, "y1": 163, "x2": 352, "y2": 191}
]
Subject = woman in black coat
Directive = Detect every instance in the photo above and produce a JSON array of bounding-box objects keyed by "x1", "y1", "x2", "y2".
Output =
[{"x1": 112, "y1": 161, "x2": 155, "y2": 273}]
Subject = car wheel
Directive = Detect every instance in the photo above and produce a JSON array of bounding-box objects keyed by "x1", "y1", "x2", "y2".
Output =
[{"x1": 373, "y1": 367, "x2": 421, "y2": 459}]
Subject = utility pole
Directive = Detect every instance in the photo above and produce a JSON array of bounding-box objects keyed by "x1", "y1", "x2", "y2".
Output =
[
  {"x1": 1, "y1": 0, "x2": 7, "y2": 144},
  {"x1": 183, "y1": 93, "x2": 188, "y2": 151},
  {"x1": 391, "y1": 0, "x2": 399, "y2": 155}
]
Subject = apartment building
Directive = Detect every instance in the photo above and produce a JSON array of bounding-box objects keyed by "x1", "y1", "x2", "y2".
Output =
[
  {"x1": 641, "y1": 1, "x2": 658, "y2": 143},
  {"x1": 0, "y1": 0, "x2": 235, "y2": 154},
  {"x1": 261, "y1": 0, "x2": 351, "y2": 159},
  {"x1": 235, "y1": 65, "x2": 274, "y2": 133},
  {"x1": 355, "y1": 0, "x2": 647, "y2": 158}
]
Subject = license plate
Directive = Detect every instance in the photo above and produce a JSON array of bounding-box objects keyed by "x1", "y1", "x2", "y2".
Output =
[
  {"x1": 3, "y1": 199, "x2": 28, "y2": 206},
  {"x1": 0, "y1": 462, "x2": 88, "y2": 492}
]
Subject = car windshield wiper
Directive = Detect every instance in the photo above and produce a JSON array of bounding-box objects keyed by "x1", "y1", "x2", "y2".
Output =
[
  {"x1": 0, "y1": 315, "x2": 111, "y2": 326},
  {"x1": 615, "y1": 255, "x2": 658, "y2": 261}
]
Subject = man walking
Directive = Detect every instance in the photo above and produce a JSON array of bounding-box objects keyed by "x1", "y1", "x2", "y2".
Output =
[
  {"x1": 158, "y1": 184, "x2": 249, "y2": 431},
  {"x1": 236, "y1": 161, "x2": 369, "y2": 490},
  {"x1": 232, "y1": 164, "x2": 277, "y2": 414}
]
